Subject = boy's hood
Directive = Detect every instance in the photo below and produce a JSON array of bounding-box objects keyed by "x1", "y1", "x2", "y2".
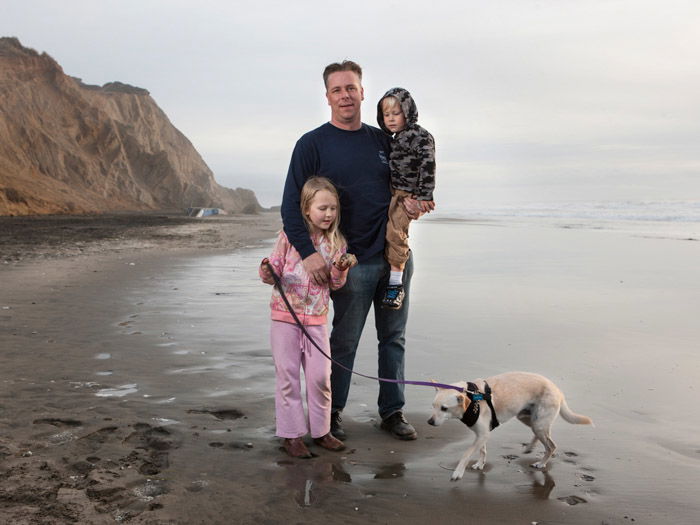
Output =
[{"x1": 377, "y1": 87, "x2": 418, "y2": 134}]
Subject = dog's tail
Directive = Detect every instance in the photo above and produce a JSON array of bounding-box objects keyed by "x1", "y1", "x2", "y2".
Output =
[{"x1": 559, "y1": 399, "x2": 594, "y2": 426}]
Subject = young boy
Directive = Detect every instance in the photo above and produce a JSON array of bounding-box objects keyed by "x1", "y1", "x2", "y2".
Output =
[{"x1": 377, "y1": 87, "x2": 436, "y2": 309}]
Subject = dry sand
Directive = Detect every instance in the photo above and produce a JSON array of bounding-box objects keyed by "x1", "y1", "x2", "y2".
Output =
[{"x1": 1, "y1": 212, "x2": 699, "y2": 524}]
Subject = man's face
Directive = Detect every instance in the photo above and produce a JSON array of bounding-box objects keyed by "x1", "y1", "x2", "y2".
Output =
[{"x1": 326, "y1": 71, "x2": 364, "y2": 129}]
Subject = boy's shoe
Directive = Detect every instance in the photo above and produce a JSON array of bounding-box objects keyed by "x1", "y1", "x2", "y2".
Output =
[
  {"x1": 382, "y1": 284, "x2": 405, "y2": 309},
  {"x1": 380, "y1": 411, "x2": 417, "y2": 440},
  {"x1": 313, "y1": 433, "x2": 346, "y2": 452},
  {"x1": 282, "y1": 437, "x2": 312, "y2": 458},
  {"x1": 330, "y1": 411, "x2": 346, "y2": 441}
]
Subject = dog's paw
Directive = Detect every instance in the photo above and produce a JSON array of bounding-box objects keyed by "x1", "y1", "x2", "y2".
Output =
[
  {"x1": 471, "y1": 462, "x2": 485, "y2": 470},
  {"x1": 530, "y1": 461, "x2": 547, "y2": 469},
  {"x1": 450, "y1": 467, "x2": 465, "y2": 481}
]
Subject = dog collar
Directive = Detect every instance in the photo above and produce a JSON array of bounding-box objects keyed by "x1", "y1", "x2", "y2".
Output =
[{"x1": 460, "y1": 381, "x2": 500, "y2": 430}]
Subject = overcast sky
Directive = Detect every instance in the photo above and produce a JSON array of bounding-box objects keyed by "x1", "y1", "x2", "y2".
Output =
[{"x1": 3, "y1": 1, "x2": 699, "y2": 210}]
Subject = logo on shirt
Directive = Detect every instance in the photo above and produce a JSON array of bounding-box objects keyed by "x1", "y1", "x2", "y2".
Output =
[{"x1": 378, "y1": 150, "x2": 389, "y2": 165}]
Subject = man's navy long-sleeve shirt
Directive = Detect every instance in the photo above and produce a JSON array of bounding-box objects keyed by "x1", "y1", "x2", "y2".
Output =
[{"x1": 281, "y1": 122, "x2": 392, "y2": 262}]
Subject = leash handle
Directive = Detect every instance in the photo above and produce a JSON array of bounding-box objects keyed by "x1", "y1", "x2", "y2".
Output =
[{"x1": 262, "y1": 260, "x2": 465, "y2": 394}]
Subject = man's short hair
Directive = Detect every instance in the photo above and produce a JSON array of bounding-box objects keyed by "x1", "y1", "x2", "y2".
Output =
[{"x1": 323, "y1": 60, "x2": 363, "y2": 89}]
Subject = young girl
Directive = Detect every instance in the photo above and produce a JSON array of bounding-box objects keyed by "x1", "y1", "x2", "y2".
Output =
[{"x1": 259, "y1": 177, "x2": 357, "y2": 458}]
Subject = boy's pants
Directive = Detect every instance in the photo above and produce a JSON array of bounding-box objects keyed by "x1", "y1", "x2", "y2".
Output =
[
  {"x1": 270, "y1": 320, "x2": 331, "y2": 438},
  {"x1": 385, "y1": 189, "x2": 413, "y2": 270}
]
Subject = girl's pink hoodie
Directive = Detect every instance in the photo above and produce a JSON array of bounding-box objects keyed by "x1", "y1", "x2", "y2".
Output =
[{"x1": 259, "y1": 231, "x2": 349, "y2": 325}]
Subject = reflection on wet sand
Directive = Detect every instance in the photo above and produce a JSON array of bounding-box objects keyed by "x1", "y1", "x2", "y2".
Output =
[
  {"x1": 277, "y1": 458, "x2": 336, "y2": 507},
  {"x1": 518, "y1": 469, "x2": 556, "y2": 500}
]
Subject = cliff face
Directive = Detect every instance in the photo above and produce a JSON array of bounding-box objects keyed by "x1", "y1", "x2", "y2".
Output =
[{"x1": 0, "y1": 37, "x2": 261, "y2": 216}]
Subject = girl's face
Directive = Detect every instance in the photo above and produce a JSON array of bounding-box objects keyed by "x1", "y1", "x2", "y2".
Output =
[{"x1": 305, "y1": 189, "x2": 338, "y2": 232}]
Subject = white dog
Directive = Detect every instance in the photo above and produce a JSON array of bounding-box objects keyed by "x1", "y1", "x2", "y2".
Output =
[{"x1": 427, "y1": 372, "x2": 593, "y2": 481}]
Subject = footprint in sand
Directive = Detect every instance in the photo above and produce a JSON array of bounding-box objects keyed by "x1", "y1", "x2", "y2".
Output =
[
  {"x1": 558, "y1": 495, "x2": 587, "y2": 505},
  {"x1": 187, "y1": 408, "x2": 245, "y2": 420},
  {"x1": 75, "y1": 426, "x2": 119, "y2": 454},
  {"x1": 124, "y1": 423, "x2": 182, "y2": 476},
  {"x1": 563, "y1": 450, "x2": 580, "y2": 464},
  {"x1": 33, "y1": 417, "x2": 83, "y2": 427}
]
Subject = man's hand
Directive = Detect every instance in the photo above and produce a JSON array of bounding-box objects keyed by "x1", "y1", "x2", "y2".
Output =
[
  {"x1": 403, "y1": 197, "x2": 435, "y2": 219},
  {"x1": 303, "y1": 252, "x2": 330, "y2": 286}
]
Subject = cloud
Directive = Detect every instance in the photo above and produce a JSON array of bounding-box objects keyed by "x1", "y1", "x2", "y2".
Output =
[{"x1": 3, "y1": 0, "x2": 700, "y2": 207}]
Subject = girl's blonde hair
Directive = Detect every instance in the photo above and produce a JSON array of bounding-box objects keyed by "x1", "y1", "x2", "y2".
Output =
[{"x1": 300, "y1": 176, "x2": 346, "y2": 253}]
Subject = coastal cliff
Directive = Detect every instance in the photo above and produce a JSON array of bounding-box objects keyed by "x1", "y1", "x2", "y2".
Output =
[{"x1": 0, "y1": 37, "x2": 261, "y2": 216}]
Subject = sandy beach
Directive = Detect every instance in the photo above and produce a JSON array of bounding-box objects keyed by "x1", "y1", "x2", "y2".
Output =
[{"x1": 1, "y1": 211, "x2": 699, "y2": 524}]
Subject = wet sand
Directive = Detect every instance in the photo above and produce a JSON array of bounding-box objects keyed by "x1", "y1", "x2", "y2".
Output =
[{"x1": 1, "y1": 212, "x2": 699, "y2": 524}]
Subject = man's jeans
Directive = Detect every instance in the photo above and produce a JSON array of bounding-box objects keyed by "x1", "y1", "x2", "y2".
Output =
[{"x1": 329, "y1": 251, "x2": 413, "y2": 420}]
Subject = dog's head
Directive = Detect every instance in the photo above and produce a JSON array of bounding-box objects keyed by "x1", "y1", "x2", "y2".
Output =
[{"x1": 427, "y1": 383, "x2": 469, "y2": 426}]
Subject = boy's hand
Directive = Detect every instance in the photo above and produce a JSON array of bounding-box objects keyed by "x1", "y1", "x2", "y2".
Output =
[
  {"x1": 416, "y1": 200, "x2": 435, "y2": 213},
  {"x1": 260, "y1": 258, "x2": 275, "y2": 284},
  {"x1": 333, "y1": 253, "x2": 358, "y2": 271},
  {"x1": 403, "y1": 197, "x2": 434, "y2": 219}
]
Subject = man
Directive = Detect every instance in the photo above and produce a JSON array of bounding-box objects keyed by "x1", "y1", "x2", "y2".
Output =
[{"x1": 280, "y1": 60, "x2": 424, "y2": 440}]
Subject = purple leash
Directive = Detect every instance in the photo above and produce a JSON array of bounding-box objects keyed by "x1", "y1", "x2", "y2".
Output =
[{"x1": 263, "y1": 261, "x2": 466, "y2": 394}]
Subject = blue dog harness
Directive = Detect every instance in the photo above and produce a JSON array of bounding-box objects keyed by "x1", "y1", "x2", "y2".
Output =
[{"x1": 460, "y1": 381, "x2": 500, "y2": 430}]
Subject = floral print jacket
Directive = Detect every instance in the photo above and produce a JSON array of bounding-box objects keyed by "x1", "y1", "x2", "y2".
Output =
[{"x1": 259, "y1": 230, "x2": 348, "y2": 325}]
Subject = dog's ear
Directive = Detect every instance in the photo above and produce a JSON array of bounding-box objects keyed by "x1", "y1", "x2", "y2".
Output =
[
  {"x1": 430, "y1": 379, "x2": 439, "y2": 392},
  {"x1": 459, "y1": 393, "x2": 469, "y2": 412}
]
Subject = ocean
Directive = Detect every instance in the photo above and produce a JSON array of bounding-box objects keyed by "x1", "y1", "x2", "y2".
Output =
[{"x1": 427, "y1": 199, "x2": 700, "y2": 239}]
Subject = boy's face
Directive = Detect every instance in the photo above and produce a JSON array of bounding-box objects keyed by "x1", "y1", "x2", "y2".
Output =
[{"x1": 382, "y1": 99, "x2": 406, "y2": 133}]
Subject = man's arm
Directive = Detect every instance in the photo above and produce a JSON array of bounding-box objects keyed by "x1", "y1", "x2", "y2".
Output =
[{"x1": 280, "y1": 136, "x2": 329, "y2": 285}]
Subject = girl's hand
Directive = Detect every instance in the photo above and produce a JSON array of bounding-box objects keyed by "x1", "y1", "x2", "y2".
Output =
[
  {"x1": 260, "y1": 258, "x2": 275, "y2": 284},
  {"x1": 333, "y1": 253, "x2": 358, "y2": 271}
]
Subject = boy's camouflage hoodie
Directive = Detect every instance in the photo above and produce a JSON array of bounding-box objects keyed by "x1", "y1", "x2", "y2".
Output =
[{"x1": 377, "y1": 87, "x2": 436, "y2": 201}]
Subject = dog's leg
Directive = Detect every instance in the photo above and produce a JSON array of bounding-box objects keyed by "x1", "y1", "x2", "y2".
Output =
[
  {"x1": 523, "y1": 434, "x2": 539, "y2": 455},
  {"x1": 472, "y1": 442, "x2": 487, "y2": 470},
  {"x1": 518, "y1": 408, "x2": 541, "y2": 455},
  {"x1": 530, "y1": 424, "x2": 556, "y2": 469},
  {"x1": 452, "y1": 431, "x2": 489, "y2": 480}
]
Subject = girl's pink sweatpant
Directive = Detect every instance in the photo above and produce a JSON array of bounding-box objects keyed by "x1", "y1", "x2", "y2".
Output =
[{"x1": 270, "y1": 320, "x2": 331, "y2": 438}]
